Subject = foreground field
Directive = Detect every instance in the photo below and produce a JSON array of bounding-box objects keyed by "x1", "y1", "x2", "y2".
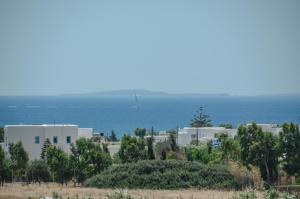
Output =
[{"x1": 0, "y1": 183, "x2": 241, "y2": 199}]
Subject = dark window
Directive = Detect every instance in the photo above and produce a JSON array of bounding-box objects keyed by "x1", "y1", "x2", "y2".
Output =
[
  {"x1": 53, "y1": 136, "x2": 58, "y2": 144},
  {"x1": 66, "y1": 136, "x2": 71, "y2": 144},
  {"x1": 35, "y1": 136, "x2": 40, "y2": 144}
]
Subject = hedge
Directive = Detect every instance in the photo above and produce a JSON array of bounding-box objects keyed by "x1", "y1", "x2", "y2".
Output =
[{"x1": 84, "y1": 160, "x2": 237, "y2": 189}]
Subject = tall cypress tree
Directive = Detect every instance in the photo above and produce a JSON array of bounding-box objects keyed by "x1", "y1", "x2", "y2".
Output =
[
  {"x1": 41, "y1": 138, "x2": 51, "y2": 159},
  {"x1": 190, "y1": 107, "x2": 212, "y2": 127},
  {"x1": 147, "y1": 137, "x2": 155, "y2": 160}
]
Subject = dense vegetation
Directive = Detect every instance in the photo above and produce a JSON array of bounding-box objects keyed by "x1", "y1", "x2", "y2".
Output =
[
  {"x1": 0, "y1": 138, "x2": 112, "y2": 186},
  {"x1": 85, "y1": 160, "x2": 237, "y2": 189},
  {"x1": 0, "y1": 127, "x2": 4, "y2": 142},
  {"x1": 0, "y1": 108, "x2": 300, "y2": 190}
]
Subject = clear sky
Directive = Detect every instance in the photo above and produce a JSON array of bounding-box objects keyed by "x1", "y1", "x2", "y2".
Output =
[{"x1": 0, "y1": 0, "x2": 299, "y2": 95}]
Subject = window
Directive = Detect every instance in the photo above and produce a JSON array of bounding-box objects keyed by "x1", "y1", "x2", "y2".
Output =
[
  {"x1": 66, "y1": 136, "x2": 71, "y2": 144},
  {"x1": 191, "y1": 134, "x2": 196, "y2": 139},
  {"x1": 35, "y1": 136, "x2": 40, "y2": 144},
  {"x1": 53, "y1": 136, "x2": 58, "y2": 144}
]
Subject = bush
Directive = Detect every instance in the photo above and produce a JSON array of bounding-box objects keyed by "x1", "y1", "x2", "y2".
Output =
[
  {"x1": 227, "y1": 161, "x2": 262, "y2": 190},
  {"x1": 187, "y1": 145, "x2": 222, "y2": 164},
  {"x1": 264, "y1": 188, "x2": 297, "y2": 199},
  {"x1": 26, "y1": 159, "x2": 51, "y2": 183},
  {"x1": 85, "y1": 160, "x2": 240, "y2": 189},
  {"x1": 231, "y1": 188, "x2": 298, "y2": 199},
  {"x1": 118, "y1": 135, "x2": 147, "y2": 163}
]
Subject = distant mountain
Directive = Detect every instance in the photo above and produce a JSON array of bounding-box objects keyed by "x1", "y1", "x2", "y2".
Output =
[
  {"x1": 62, "y1": 89, "x2": 230, "y2": 97},
  {"x1": 254, "y1": 92, "x2": 300, "y2": 98},
  {"x1": 63, "y1": 89, "x2": 168, "y2": 96}
]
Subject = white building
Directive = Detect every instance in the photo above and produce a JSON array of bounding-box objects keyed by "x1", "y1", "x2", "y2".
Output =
[
  {"x1": 4, "y1": 124, "x2": 93, "y2": 160},
  {"x1": 248, "y1": 123, "x2": 282, "y2": 135},
  {"x1": 78, "y1": 128, "x2": 93, "y2": 139},
  {"x1": 178, "y1": 127, "x2": 237, "y2": 146},
  {"x1": 144, "y1": 131, "x2": 169, "y2": 143}
]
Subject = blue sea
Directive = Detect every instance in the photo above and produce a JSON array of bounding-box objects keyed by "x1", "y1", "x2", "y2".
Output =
[{"x1": 0, "y1": 96, "x2": 299, "y2": 137}]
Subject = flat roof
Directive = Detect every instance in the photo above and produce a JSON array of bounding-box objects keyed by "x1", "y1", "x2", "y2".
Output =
[
  {"x1": 5, "y1": 124, "x2": 78, "y2": 127},
  {"x1": 182, "y1": 127, "x2": 226, "y2": 130}
]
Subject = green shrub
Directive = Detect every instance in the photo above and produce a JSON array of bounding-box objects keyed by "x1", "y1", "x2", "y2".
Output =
[
  {"x1": 187, "y1": 145, "x2": 222, "y2": 164},
  {"x1": 295, "y1": 177, "x2": 300, "y2": 185},
  {"x1": 85, "y1": 160, "x2": 239, "y2": 189},
  {"x1": 26, "y1": 159, "x2": 51, "y2": 183},
  {"x1": 264, "y1": 188, "x2": 297, "y2": 199},
  {"x1": 231, "y1": 188, "x2": 298, "y2": 199}
]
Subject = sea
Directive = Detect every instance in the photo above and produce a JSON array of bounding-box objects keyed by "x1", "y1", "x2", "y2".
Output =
[{"x1": 0, "y1": 95, "x2": 299, "y2": 138}]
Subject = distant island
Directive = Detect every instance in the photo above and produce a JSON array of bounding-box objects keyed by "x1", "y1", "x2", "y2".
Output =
[
  {"x1": 61, "y1": 89, "x2": 300, "y2": 98},
  {"x1": 62, "y1": 89, "x2": 230, "y2": 97}
]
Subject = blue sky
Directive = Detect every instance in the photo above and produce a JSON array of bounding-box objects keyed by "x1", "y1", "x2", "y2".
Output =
[{"x1": 0, "y1": 0, "x2": 299, "y2": 95}]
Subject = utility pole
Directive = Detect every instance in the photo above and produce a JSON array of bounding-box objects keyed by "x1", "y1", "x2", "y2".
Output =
[
  {"x1": 151, "y1": 126, "x2": 154, "y2": 141},
  {"x1": 196, "y1": 127, "x2": 199, "y2": 146}
]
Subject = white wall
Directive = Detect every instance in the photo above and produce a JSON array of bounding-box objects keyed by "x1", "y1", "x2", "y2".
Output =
[
  {"x1": 178, "y1": 127, "x2": 236, "y2": 146},
  {"x1": 144, "y1": 135, "x2": 169, "y2": 143},
  {"x1": 78, "y1": 128, "x2": 93, "y2": 139},
  {"x1": 5, "y1": 125, "x2": 45, "y2": 160},
  {"x1": 4, "y1": 124, "x2": 79, "y2": 160},
  {"x1": 44, "y1": 125, "x2": 78, "y2": 155},
  {"x1": 256, "y1": 124, "x2": 282, "y2": 135}
]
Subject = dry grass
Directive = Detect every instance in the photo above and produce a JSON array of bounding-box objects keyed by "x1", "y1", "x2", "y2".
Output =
[{"x1": 0, "y1": 183, "x2": 240, "y2": 199}]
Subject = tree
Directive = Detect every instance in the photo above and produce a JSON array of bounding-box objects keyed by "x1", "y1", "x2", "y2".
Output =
[
  {"x1": 279, "y1": 123, "x2": 300, "y2": 176},
  {"x1": 207, "y1": 140, "x2": 212, "y2": 154},
  {"x1": 190, "y1": 107, "x2": 212, "y2": 127},
  {"x1": 252, "y1": 131, "x2": 279, "y2": 183},
  {"x1": 0, "y1": 127, "x2": 4, "y2": 142},
  {"x1": 155, "y1": 141, "x2": 170, "y2": 160},
  {"x1": 26, "y1": 160, "x2": 50, "y2": 184},
  {"x1": 216, "y1": 133, "x2": 240, "y2": 161},
  {"x1": 69, "y1": 138, "x2": 112, "y2": 184},
  {"x1": 102, "y1": 143, "x2": 110, "y2": 154},
  {"x1": 90, "y1": 144, "x2": 112, "y2": 174},
  {"x1": 237, "y1": 123, "x2": 279, "y2": 183},
  {"x1": 161, "y1": 149, "x2": 167, "y2": 160},
  {"x1": 8, "y1": 141, "x2": 29, "y2": 181},
  {"x1": 69, "y1": 138, "x2": 93, "y2": 184},
  {"x1": 40, "y1": 138, "x2": 51, "y2": 159},
  {"x1": 134, "y1": 128, "x2": 146, "y2": 138},
  {"x1": 187, "y1": 145, "x2": 221, "y2": 164},
  {"x1": 169, "y1": 133, "x2": 178, "y2": 152},
  {"x1": 46, "y1": 145, "x2": 72, "y2": 185},
  {"x1": 118, "y1": 135, "x2": 147, "y2": 163},
  {"x1": 147, "y1": 137, "x2": 155, "y2": 160},
  {"x1": 0, "y1": 146, "x2": 11, "y2": 186},
  {"x1": 109, "y1": 130, "x2": 118, "y2": 142}
]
